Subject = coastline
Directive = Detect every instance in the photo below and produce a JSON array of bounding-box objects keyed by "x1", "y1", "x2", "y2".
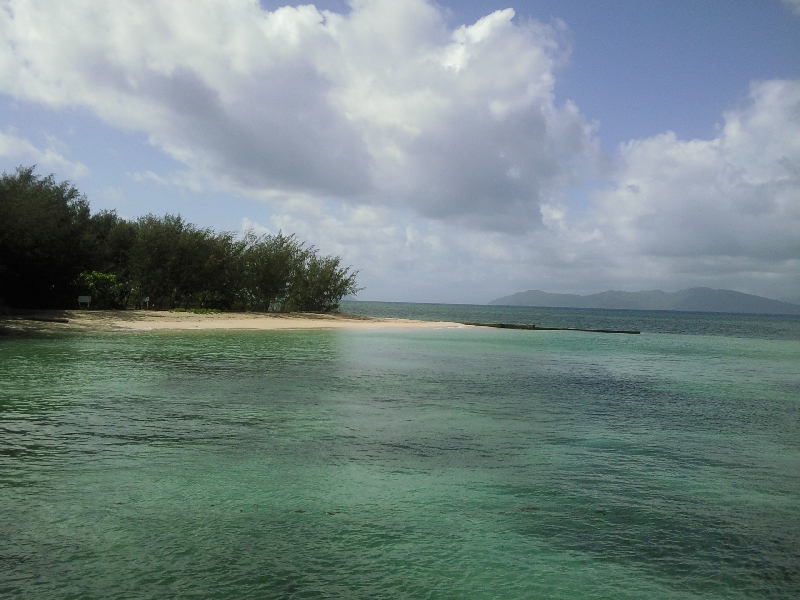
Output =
[{"x1": 0, "y1": 309, "x2": 465, "y2": 334}]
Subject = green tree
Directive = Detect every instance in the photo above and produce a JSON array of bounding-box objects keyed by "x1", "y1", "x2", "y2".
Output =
[
  {"x1": 0, "y1": 166, "x2": 91, "y2": 308},
  {"x1": 242, "y1": 232, "x2": 305, "y2": 311},
  {"x1": 86, "y1": 210, "x2": 138, "y2": 306},
  {"x1": 0, "y1": 166, "x2": 362, "y2": 312},
  {"x1": 288, "y1": 250, "x2": 361, "y2": 312},
  {"x1": 76, "y1": 271, "x2": 127, "y2": 309},
  {"x1": 129, "y1": 214, "x2": 244, "y2": 309},
  {"x1": 130, "y1": 214, "x2": 199, "y2": 308},
  {"x1": 192, "y1": 231, "x2": 246, "y2": 310}
]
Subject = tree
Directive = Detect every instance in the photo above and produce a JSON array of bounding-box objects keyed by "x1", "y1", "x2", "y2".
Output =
[
  {"x1": 129, "y1": 214, "x2": 207, "y2": 308},
  {"x1": 76, "y1": 271, "x2": 127, "y2": 309},
  {"x1": 242, "y1": 232, "x2": 305, "y2": 311},
  {"x1": 86, "y1": 210, "x2": 138, "y2": 306},
  {"x1": 0, "y1": 166, "x2": 91, "y2": 308},
  {"x1": 288, "y1": 250, "x2": 361, "y2": 312},
  {"x1": 129, "y1": 215, "x2": 247, "y2": 309},
  {"x1": 191, "y1": 231, "x2": 245, "y2": 310},
  {"x1": 0, "y1": 166, "x2": 362, "y2": 311}
]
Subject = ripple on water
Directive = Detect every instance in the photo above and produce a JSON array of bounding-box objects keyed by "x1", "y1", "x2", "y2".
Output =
[{"x1": 1, "y1": 325, "x2": 799, "y2": 599}]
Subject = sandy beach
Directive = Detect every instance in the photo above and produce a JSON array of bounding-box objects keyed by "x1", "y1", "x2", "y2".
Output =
[{"x1": 0, "y1": 309, "x2": 465, "y2": 334}]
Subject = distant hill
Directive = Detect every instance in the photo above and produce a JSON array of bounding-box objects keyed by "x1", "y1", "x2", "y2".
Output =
[{"x1": 488, "y1": 288, "x2": 800, "y2": 315}]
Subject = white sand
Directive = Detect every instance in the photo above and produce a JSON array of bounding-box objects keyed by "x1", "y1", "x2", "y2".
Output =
[
  {"x1": 2, "y1": 310, "x2": 466, "y2": 333},
  {"x1": 114, "y1": 312, "x2": 464, "y2": 331}
]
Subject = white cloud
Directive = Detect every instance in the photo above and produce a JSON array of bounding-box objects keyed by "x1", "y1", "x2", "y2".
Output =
[
  {"x1": 261, "y1": 79, "x2": 800, "y2": 302},
  {"x1": 566, "y1": 79, "x2": 800, "y2": 299},
  {"x1": 241, "y1": 216, "x2": 271, "y2": 236},
  {"x1": 1, "y1": 0, "x2": 797, "y2": 302},
  {"x1": 0, "y1": 0, "x2": 596, "y2": 231},
  {"x1": 129, "y1": 170, "x2": 170, "y2": 185},
  {"x1": 595, "y1": 81, "x2": 800, "y2": 260},
  {"x1": 0, "y1": 130, "x2": 89, "y2": 179}
]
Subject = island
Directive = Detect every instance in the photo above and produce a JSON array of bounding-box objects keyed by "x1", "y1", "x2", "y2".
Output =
[{"x1": 489, "y1": 288, "x2": 800, "y2": 315}]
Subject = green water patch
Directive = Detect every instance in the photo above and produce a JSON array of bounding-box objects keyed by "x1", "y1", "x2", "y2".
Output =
[{"x1": 2, "y1": 327, "x2": 799, "y2": 598}]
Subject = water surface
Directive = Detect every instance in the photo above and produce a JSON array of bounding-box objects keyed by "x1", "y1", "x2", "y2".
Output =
[{"x1": 2, "y1": 309, "x2": 799, "y2": 598}]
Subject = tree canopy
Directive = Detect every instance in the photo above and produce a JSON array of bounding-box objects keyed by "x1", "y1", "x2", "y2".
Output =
[{"x1": 0, "y1": 166, "x2": 360, "y2": 311}]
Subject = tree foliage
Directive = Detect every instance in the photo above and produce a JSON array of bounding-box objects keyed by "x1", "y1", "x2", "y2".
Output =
[
  {"x1": 77, "y1": 271, "x2": 127, "y2": 309},
  {"x1": 243, "y1": 232, "x2": 303, "y2": 311},
  {"x1": 288, "y1": 253, "x2": 360, "y2": 312},
  {"x1": 0, "y1": 166, "x2": 360, "y2": 311},
  {"x1": 0, "y1": 166, "x2": 90, "y2": 307}
]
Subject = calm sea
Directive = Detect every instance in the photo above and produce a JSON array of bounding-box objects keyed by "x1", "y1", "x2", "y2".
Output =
[{"x1": 2, "y1": 303, "x2": 799, "y2": 599}]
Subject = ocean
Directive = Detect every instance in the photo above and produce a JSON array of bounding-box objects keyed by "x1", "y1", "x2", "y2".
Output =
[{"x1": 2, "y1": 303, "x2": 799, "y2": 599}]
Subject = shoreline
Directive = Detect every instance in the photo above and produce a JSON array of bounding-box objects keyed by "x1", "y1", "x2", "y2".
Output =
[{"x1": 0, "y1": 309, "x2": 465, "y2": 334}]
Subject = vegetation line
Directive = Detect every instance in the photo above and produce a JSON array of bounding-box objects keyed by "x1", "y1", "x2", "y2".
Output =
[{"x1": 1, "y1": 166, "x2": 360, "y2": 312}]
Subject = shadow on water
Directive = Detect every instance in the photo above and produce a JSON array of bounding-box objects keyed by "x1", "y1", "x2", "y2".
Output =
[{"x1": 507, "y1": 487, "x2": 800, "y2": 596}]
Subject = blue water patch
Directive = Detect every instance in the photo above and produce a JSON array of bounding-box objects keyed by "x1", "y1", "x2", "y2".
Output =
[{"x1": 341, "y1": 300, "x2": 800, "y2": 339}]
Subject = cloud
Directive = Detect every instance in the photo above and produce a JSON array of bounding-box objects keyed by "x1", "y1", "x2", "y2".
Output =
[
  {"x1": 241, "y1": 216, "x2": 271, "y2": 236},
  {"x1": 0, "y1": 0, "x2": 597, "y2": 231},
  {"x1": 240, "y1": 198, "x2": 510, "y2": 301},
  {"x1": 0, "y1": 131, "x2": 89, "y2": 179},
  {"x1": 252, "y1": 79, "x2": 800, "y2": 302},
  {"x1": 595, "y1": 81, "x2": 800, "y2": 261},
  {"x1": 549, "y1": 79, "x2": 800, "y2": 299},
  {"x1": 1, "y1": 1, "x2": 797, "y2": 301}
]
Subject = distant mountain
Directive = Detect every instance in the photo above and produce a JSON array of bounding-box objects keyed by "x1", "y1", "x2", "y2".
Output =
[{"x1": 488, "y1": 288, "x2": 800, "y2": 315}]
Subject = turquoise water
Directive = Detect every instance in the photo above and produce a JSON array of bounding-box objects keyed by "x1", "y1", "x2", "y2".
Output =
[
  {"x1": 341, "y1": 300, "x2": 800, "y2": 339},
  {"x1": 1, "y1": 307, "x2": 799, "y2": 598}
]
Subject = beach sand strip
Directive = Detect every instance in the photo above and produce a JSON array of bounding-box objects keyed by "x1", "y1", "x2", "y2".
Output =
[{"x1": 1, "y1": 310, "x2": 465, "y2": 334}]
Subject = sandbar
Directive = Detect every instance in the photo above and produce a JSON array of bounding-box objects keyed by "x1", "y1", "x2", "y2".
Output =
[{"x1": 0, "y1": 309, "x2": 465, "y2": 334}]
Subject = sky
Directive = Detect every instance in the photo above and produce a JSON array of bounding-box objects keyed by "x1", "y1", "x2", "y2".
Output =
[{"x1": 1, "y1": 0, "x2": 799, "y2": 304}]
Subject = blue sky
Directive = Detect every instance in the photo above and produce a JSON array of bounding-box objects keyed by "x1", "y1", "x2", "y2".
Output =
[
  {"x1": 459, "y1": 1, "x2": 800, "y2": 144},
  {"x1": 2, "y1": 0, "x2": 799, "y2": 303}
]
